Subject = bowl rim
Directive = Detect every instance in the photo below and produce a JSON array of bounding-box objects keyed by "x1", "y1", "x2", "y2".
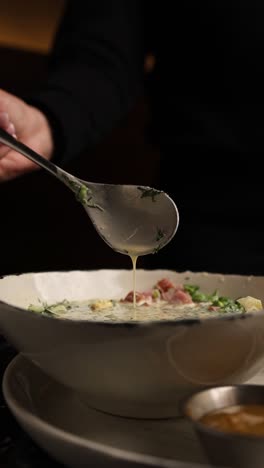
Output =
[{"x1": 0, "y1": 269, "x2": 263, "y2": 327}]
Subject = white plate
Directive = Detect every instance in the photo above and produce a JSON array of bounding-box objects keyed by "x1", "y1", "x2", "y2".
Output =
[{"x1": 2, "y1": 354, "x2": 216, "y2": 468}]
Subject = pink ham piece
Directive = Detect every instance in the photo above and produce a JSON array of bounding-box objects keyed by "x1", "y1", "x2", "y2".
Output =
[
  {"x1": 122, "y1": 278, "x2": 193, "y2": 306},
  {"x1": 121, "y1": 290, "x2": 153, "y2": 306},
  {"x1": 156, "y1": 278, "x2": 175, "y2": 292},
  {"x1": 162, "y1": 287, "x2": 193, "y2": 304},
  {"x1": 156, "y1": 278, "x2": 193, "y2": 304}
]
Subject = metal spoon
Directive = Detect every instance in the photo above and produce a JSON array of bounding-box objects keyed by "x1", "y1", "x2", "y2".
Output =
[{"x1": 0, "y1": 128, "x2": 179, "y2": 256}]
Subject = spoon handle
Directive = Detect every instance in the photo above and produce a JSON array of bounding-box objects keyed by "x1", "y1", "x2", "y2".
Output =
[
  {"x1": 0, "y1": 127, "x2": 77, "y2": 190},
  {"x1": 0, "y1": 127, "x2": 61, "y2": 176}
]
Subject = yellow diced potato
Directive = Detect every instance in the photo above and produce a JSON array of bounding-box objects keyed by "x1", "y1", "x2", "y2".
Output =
[
  {"x1": 237, "y1": 296, "x2": 263, "y2": 312},
  {"x1": 90, "y1": 300, "x2": 113, "y2": 311}
]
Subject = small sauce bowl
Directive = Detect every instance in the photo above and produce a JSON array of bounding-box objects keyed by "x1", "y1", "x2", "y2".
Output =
[{"x1": 181, "y1": 385, "x2": 264, "y2": 468}]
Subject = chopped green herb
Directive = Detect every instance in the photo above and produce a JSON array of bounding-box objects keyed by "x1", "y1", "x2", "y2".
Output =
[
  {"x1": 61, "y1": 174, "x2": 103, "y2": 211},
  {"x1": 28, "y1": 304, "x2": 45, "y2": 314},
  {"x1": 156, "y1": 228, "x2": 165, "y2": 242},
  {"x1": 152, "y1": 288, "x2": 161, "y2": 300},
  {"x1": 137, "y1": 187, "x2": 162, "y2": 202},
  {"x1": 76, "y1": 184, "x2": 89, "y2": 204},
  {"x1": 211, "y1": 295, "x2": 244, "y2": 313},
  {"x1": 28, "y1": 299, "x2": 71, "y2": 316},
  {"x1": 184, "y1": 284, "x2": 209, "y2": 302},
  {"x1": 183, "y1": 284, "x2": 245, "y2": 314},
  {"x1": 153, "y1": 243, "x2": 162, "y2": 254}
]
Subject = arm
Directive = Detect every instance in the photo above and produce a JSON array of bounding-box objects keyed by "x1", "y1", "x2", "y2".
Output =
[
  {"x1": 0, "y1": 0, "x2": 144, "y2": 181},
  {"x1": 28, "y1": 0, "x2": 144, "y2": 163}
]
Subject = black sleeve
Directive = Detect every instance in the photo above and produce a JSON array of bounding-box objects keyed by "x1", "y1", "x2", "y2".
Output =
[{"x1": 29, "y1": 0, "x2": 144, "y2": 164}]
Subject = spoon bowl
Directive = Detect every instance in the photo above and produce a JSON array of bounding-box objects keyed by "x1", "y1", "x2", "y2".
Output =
[{"x1": 0, "y1": 128, "x2": 179, "y2": 255}]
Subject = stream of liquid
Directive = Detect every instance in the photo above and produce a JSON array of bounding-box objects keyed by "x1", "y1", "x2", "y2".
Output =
[{"x1": 130, "y1": 254, "x2": 138, "y2": 309}]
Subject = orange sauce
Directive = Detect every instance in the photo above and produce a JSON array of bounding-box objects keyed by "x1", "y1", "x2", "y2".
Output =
[{"x1": 200, "y1": 405, "x2": 264, "y2": 436}]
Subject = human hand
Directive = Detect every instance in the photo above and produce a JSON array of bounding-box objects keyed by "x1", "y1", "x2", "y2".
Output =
[{"x1": 0, "y1": 89, "x2": 54, "y2": 182}]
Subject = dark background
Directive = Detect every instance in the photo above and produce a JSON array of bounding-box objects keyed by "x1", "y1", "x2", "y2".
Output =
[
  {"x1": 0, "y1": 7, "x2": 161, "y2": 464},
  {"x1": 0, "y1": 1, "x2": 160, "y2": 276}
]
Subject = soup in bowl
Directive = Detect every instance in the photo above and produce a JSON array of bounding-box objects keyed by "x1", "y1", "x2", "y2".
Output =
[{"x1": 0, "y1": 269, "x2": 264, "y2": 419}]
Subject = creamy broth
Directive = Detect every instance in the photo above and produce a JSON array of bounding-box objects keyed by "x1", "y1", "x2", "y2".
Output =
[
  {"x1": 28, "y1": 277, "x2": 262, "y2": 322},
  {"x1": 200, "y1": 405, "x2": 264, "y2": 437},
  {"x1": 28, "y1": 299, "x2": 245, "y2": 322}
]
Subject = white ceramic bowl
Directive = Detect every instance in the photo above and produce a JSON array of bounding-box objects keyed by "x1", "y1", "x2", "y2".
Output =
[{"x1": 0, "y1": 269, "x2": 264, "y2": 419}]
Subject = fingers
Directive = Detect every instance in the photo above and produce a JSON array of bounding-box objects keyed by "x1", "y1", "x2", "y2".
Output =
[
  {"x1": 0, "y1": 112, "x2": 17, "y2": 136},
  {"x1": 6, "y1": 122, "x2": 16, "y2": 137},
  {"x1": 0, "y1": 112, "x2": 9, "y2": 128},
  {"x1": 0, "y1": 93, "x2": 54, "y2": 182},
  {"x1": 0, "y1": 151, "x2": 39, "y2": 182},
  {"x1": 0, "y1": 112, "x2": 17, "y2": 159}
]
